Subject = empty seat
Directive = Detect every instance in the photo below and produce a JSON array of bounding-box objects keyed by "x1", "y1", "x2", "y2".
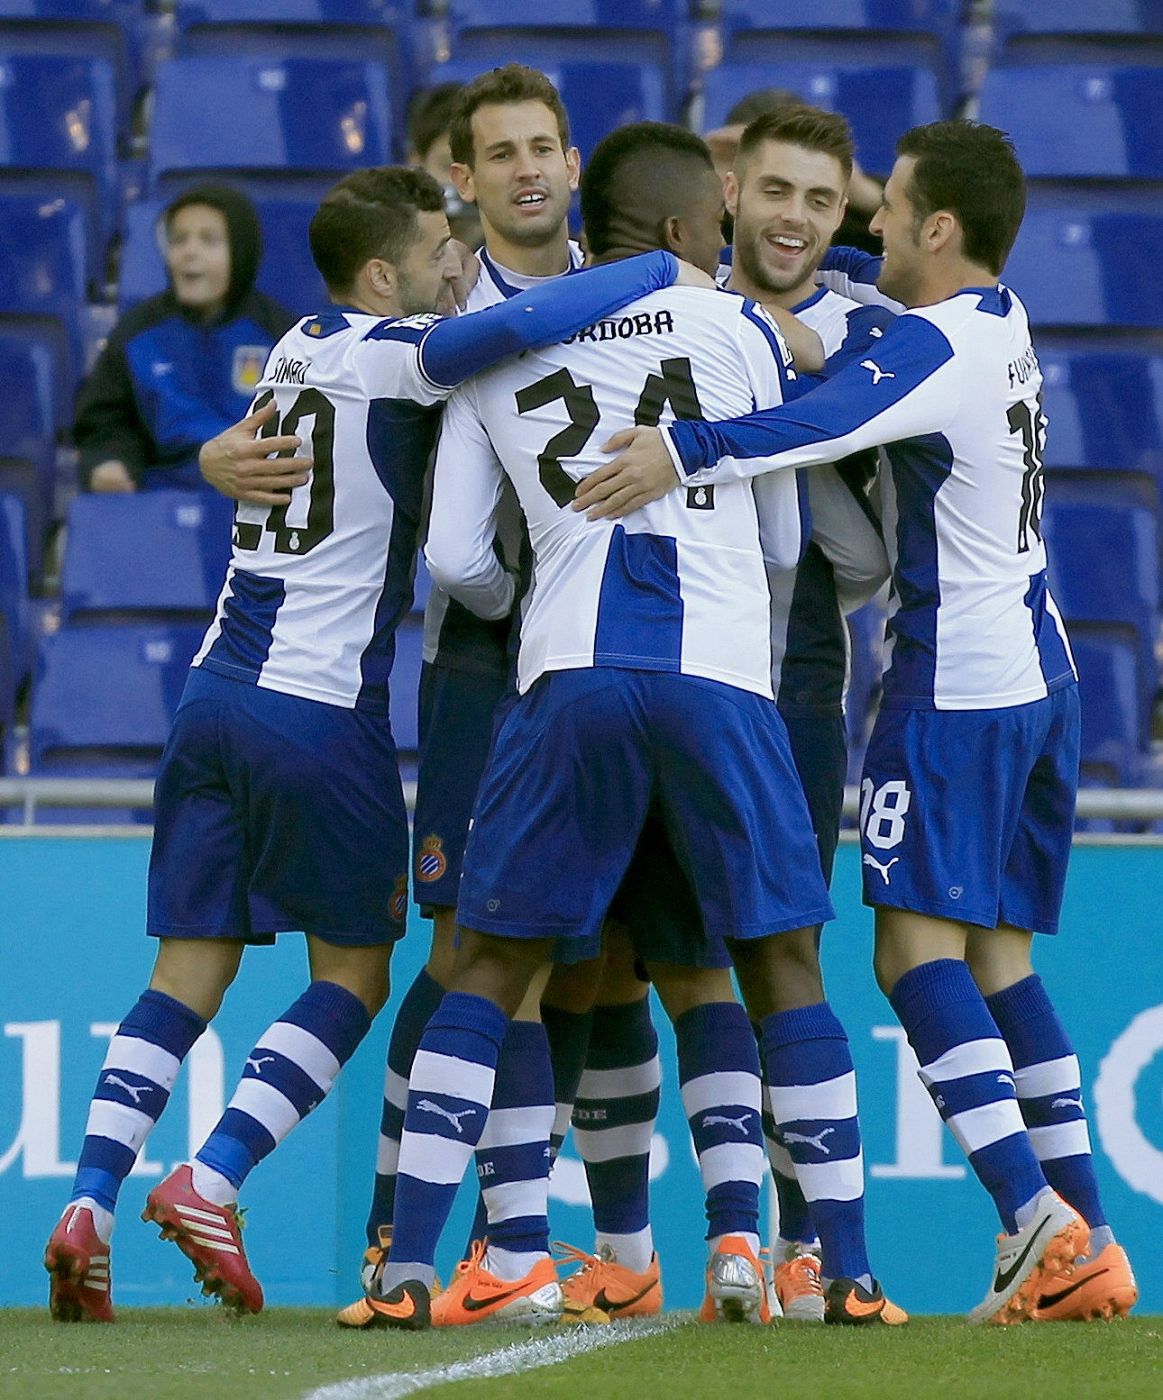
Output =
[
  {"x1": 60, "y1": 491, "x2": 235, "y2": 624},
  {"x1": 700, "y1": 61, "x2": 940, "y2": 176},
  {"x1": 27, "y1": 621, "x2": 205, "y2": 775},
  {"x1": 0, "y1": 194, "x2": 86, "y2": 431},
  {"x1": 118, "y1": 194, "x2": 328, "y2": 318},
  {"x1": 147, "y1": 56, "x2": 393, "y2": 200},
  {"x1": 979, "y1": 66, "x2": 1163, "y2": 181},
  {"x1": 174, "y1": 2, "x2": 418, "y2": 138},
  {"x1": 0, "y1": 51, "x2": 118, "y2": 286},
  {"x1": 440, "y1": 1, "x2": 685, "y2": 103},
  {"x1": 1071, "y1": 634, "x2": 1143, "y2": 786},
  {"x1": 715, "y1": 1, "x2": 959, "y2": 104},
  {"x1": 0, "y1": 2, "x2": 149, "y2": 144},
  {"x1": 430, "y1": 56, "x2": 666, "y2": 162},
  {"x1": 1043, "y1": 497, "x2": 1158, "y2": 733},
  {"x1": 1002, "y1": 206, "x2": 1163, "y2": 330},
  {"x1": 991, "y1": 1, "x2": 1163, "y2": 64},
  {"x1": 0, "y1": 337, "x2": 54, "y2": 566},
  {"x1": 1039, "y1": 350, "x2": 1163, "y2": 474}
]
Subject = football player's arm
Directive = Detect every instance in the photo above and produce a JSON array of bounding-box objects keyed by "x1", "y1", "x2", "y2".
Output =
[
  {"x1": 424, "y1": 386, "x2": 514, "y2": 621},
  {"x1": 575, "y1": 314, "x2": 959, "y2": 517},
  {"x1": 815, "y1": 246, "x2": 903, "y2": 314},
  {"x1": 808, "y1": 463, "x2": 890, "y2": 613},
  {"x1": 416, "y1": 251, "x2": 685, "y2": 391},
  {"x1": 199, "y1": 400, "x2": 312, "y2": 505}
]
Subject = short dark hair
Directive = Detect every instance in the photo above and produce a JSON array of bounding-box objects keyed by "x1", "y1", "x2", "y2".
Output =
[
  {"x1": 897, "y1": 120, "x2": 1026, "y2": 275},
  {"x1": 735, "y1": 103, "x2": 854, "y2": 182},
  {"x1": 407, "y1": 81, "x2": 464, "y2": 162},
  {"x1": 309, "y1": 167, "x2": 445, "y2": 294},
  {"x1": 582, "y1": 122, "x2": 716, "y2": 257},
  {"x1": 448, "y1": 64, "x2": 571, "y2": 168},
  {"x1": 725, "y1": 88, "x2": 802, "y2": 128}
]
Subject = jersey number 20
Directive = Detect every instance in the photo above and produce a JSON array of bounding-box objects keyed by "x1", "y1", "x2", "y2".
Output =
[{"x1": 234, "y1": 388, "x2": 336, "y2": 555}]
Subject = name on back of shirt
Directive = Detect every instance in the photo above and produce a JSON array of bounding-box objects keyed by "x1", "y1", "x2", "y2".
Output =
[
  {"x1": 564, "y1": 309, "x2": 676, "y2": 345},
  {"x1": 1007, "y1": 344, "x2": 1039, "y2": 389},
  {"x1": 270, "y1": 355, "x2": 311, "y2": 386}
]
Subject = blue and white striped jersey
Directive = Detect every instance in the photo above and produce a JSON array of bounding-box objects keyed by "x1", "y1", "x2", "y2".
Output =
[
  {"x1": 426, "y1": 286, "x2": 800, "y2": 700},
  {"x1": 665, "y1": 283, "x2": 1076, "y2": 712},
  {"x1": 191, "y1": 251, "x2": 683, "y2": 711},
  {"x1": 421, "y1": 242, "x2": 586, "y2": 675},
  {"x1": 767, "y1": 286, "x2": 893, "y2": 714}
]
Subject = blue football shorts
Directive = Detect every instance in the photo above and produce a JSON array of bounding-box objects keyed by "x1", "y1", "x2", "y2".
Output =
[
  {"x1": 411, "y1": 660, "x2": 510, "y2": 913},
  {"x1": 148, "y1": 668, "x2": 409, "y2": 946},
  {"x1": 858, "y1": 684, "x2": 1080, "y2": 934},
  {"x1": 457, "y1": 668, "x2": 834, "y2": 948}
]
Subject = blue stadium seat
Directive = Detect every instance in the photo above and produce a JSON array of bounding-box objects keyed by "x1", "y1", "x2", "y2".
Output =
[
  {"x1": 174, "y1": 2, "x2": 418, "y2": 143},
  {"x1": 0, "y1": 51, "x2": 118, "y2": 286},
  {"x1": 1043, "y1": 498, "x2": 1158, "y2": 734},
  {"x1": 27, "y1": 621, "x2": 204, "y2": 776},
  {"x1": 1070, "y1": 634, "x2": 1144, "y2": 786},
  {"x1": 978, "y1": 66, "x2": 1163, "y2": 181},
  {"x1": 430, "y1": 56, "x2": 666, "y2": 163},
  {"x1": 699, "y1": 60, "x2": 940, "y2": 176},
  {"x1": 0, "y1": 336, "x2": 54, "y2": 568},
  {"x1": 991, "y1": 1, "x2": 1163, "y2": 64},
  {"x1": 147, "y1": 56, "x2": 394, "y2": 200},
  {"x1": 714, "y1": 1, "x2": 959, "y2": 105},
  {"x1": 1039, "y1": 350, "x2": 1163, "y2": 475},
  {"x1": 390, "y1": 615, "x2": 422, "y2": 757},
  {"x1": 60, "y1": 491, "x2": 234, "y2": 624},
  {"x1": 0, "y1": 492, "x2": 28, "y2": 724},
  {"x1": 0, "y1": 2, "x2": 149, "y2": 144},
  {"x1": 1002, "y1": 206, "x2": 1163, "y2": 330},
  {"x1": 0, "y1": 194, "x2": 86, "y2": 432},
  {"x1": 118, "y1": 194, "x2": 328, "y2": 318},
  {"x1": 438, "y1": 2, "x2": 686, "y2": 105}
]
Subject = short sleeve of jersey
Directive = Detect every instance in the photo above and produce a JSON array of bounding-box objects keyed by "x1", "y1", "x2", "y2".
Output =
[
  {"x1": 355, "y1": 314, "x2": 449, "y2": 406},
  {"x1": 735, "y1": 298, "x2": 795, "y2": 410}
]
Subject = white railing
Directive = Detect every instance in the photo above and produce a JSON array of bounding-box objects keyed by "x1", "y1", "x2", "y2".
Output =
[{"x1": 2, "y1": 779, "x2": 1162, "y2": 826}]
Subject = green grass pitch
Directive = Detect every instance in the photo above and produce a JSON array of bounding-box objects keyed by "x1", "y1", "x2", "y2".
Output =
[{"x1": 2, "y1": 1310, "x2": 1159, "y2": 1400}]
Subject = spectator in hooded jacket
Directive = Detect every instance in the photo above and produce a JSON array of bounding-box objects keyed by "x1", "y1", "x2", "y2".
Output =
[{"x1": 75, "y1": 185, "x2": 295, "y2": 493}]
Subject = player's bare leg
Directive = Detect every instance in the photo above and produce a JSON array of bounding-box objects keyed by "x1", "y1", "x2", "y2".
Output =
[
  {"x1": 875, "y1": 909, "x2": 1087, "y2": 1323},
  {"x1": 966, "y1": 925, "x2": 1136, "y2": 1320},
  {"x1": 46, "y1": 938, "x2": 244, "y2": 1322}
]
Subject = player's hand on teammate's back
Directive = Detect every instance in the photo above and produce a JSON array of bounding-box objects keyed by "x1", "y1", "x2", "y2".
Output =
[
  {"x1": 572, "y1": 427, "x2": 680, "y2": 520},
  {"x1": 200, "y1": 401, "x2": 312, "y2": 506}
]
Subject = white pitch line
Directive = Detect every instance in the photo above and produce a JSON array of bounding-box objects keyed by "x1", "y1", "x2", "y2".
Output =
[{"x1": 301, "y1": 1318, "x2": 677, "y2": 1400}]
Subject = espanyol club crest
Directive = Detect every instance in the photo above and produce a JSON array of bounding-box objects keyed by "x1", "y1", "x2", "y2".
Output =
[
  {"x1": 389, "y1": 874, "x2": 409, "y2": 922},
  {"x1": 232, "y1": 345, "x2": 267, "y2": 393},
  {"x1": 416, "y1": 835, "x2": 447, "y2": 884}
]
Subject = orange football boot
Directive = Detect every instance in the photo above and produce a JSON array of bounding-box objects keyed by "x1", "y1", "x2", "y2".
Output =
[
  {"x1": 825, "y1": 1277, "x2": 908, "y2": 1326},
  {"x1": 698, "y1": 1235, "x2": 771, "y2": 1325},
  {"x1": 430, "y1": 1239, "x2": 562, "y2": 1326},
  {"x1": 774, "y1": 1248, "x2": 825, "y2": 1322},
  {"x1": 1033, "y1": 1243, "x2": 1138, "y2": 1322},
  {"x1": 555, "y1": 1242, "x2": 662, "y2": 1323}
]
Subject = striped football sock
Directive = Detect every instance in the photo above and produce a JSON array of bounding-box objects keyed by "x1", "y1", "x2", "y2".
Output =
[
  {"x1": 365, "y1": 968, "x2": 445, "y2": 1246},
  {"x1": 761, "y1": 1002, "x2": 870, "y2": 1285},
  {"x1": 70, "y1": 989, "x2": 207, "y2": 1239},
  {"x1": 985, "y1": 975, "x2": 1110, "y2": 1249},
  {"x1": 382, "y1": 992, "x2": 508, "y2": 1291},
  {"x1": 572, "y1": 997, "x2": 661, "y2": 1274},
  {"x1": 477, "y1": 1020, "x2": 555, "y2": 1280},
  {"x1": 890, "y1": 959, "x2": 1048, "y2": 1234},
  {"x1": 677, "y1": 1002, "x2": 765, "y2": 1258},
  {"x1": 193, "y1": 980, "x2": 370, "y2": 1203}
]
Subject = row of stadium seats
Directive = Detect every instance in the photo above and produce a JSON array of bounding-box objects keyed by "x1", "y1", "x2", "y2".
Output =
[{"x1": 3, "y1": 488, "x2": 1158, "y2": 808}]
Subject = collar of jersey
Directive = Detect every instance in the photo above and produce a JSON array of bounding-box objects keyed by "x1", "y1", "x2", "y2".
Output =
[
  {"x1": 961, "y1": 284, "x2": 1011, "y2": 316},
  {"x1": 480, "y1": 245, "x2": 584, "y2": 300},
  {"x1": 793, "y1": 286, "x2": 828, "y2": 314}
]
